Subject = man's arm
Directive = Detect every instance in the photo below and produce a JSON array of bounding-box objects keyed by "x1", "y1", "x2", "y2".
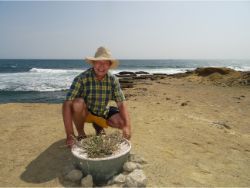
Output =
[
  {"x1": 117, "y1": 101, "x2": 131, "y2": 139},
  {"x1": 62, "y1": 100, "x2": 75, "y2": 146}
]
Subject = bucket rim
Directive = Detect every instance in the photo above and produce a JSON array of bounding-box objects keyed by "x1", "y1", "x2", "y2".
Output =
[{"x1": 71, "y1": 139, "x2": 131, "y2": 161}]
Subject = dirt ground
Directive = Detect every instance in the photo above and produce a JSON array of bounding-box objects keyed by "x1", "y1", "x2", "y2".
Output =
[{"x1": 0, "y1": 77, "x2": 249, "y2": 187}]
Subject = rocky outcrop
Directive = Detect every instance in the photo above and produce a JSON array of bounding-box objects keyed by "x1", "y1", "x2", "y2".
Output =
[
  {"x1": 116, "y1": 71, "x2": 168, "y2": 89},
  {"x1": 170, "y1": 67, "x2": 250, "y2": 87},
  {"x1": 194, "y1": 67, "x2": 236, "y2": 76},
  {"x1": 116, "y1": 68, "x2": 250, "y2": 89}
]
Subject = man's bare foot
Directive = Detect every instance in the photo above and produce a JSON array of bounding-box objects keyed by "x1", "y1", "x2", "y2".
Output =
[{"x1": 66, "y1": 135, "x2": 75, "y2": 148}]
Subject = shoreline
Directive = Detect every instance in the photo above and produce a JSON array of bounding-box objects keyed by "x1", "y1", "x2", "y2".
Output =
[{"x1": 0, "y1": 67, "x2": 250, "y2": 104}]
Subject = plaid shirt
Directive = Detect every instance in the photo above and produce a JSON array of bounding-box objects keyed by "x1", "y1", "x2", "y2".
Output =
[{"x1": 66, "y1": 68, "x2": 125, "y2": 117}]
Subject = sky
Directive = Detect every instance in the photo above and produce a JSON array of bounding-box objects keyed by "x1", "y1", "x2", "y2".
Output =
[{"x1": 0, "y1": 1, "x2": 250, "y2": 59}]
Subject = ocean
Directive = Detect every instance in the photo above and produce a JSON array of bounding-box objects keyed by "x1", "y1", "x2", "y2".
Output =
[{"x1": 0, "y1": 59, "x2": 250, "y2": 103}]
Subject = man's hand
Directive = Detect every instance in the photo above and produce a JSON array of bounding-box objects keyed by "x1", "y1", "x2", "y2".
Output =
[
  {"x1": 117, "y1": 101, "x2": 131, "y2": 140},
  {"x1": 123, "y1": 125, "x2": 131, "y2": 140}
]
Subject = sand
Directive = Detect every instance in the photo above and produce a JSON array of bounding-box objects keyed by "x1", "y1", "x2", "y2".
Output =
[{"x1": 0, "y1": 76, "x2": 250, "y2": 187}]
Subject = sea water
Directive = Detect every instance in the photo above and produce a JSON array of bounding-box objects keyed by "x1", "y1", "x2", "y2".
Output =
[{"x1": 0, "y1": 59, "x2": 250, "y2": 103}]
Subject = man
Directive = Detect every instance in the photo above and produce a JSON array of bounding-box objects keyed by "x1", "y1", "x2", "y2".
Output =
[{"x1": 62, "y1": 47, "x2": 131, "y2": 147}]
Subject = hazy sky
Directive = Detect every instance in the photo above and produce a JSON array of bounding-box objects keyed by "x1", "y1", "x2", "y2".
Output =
[{"x1": 0, "y1": 1, "x2": 249, "y2": 59}]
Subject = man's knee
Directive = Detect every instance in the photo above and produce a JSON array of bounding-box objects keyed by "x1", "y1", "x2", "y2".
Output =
[{"x1": 72, "y1": 98, "x2": 87, "y2": 113}]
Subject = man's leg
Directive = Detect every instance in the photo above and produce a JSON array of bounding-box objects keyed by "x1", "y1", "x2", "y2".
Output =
[
  {"x1": 92, "y1": 123, "x2": 106, "y2": 135},
  {"x1": 72, "y1": 98, "x2": 88, "y2": 138},
  {"x1": 106, "y1": 106, "x2": 130, "y2": 139}
]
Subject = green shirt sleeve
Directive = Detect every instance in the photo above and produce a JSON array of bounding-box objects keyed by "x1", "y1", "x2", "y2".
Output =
[
  {"x1": 112, "y1": 76, "x2": 126, "y2": 102},
  {"x1": 66, "y1": 75, "x2": 83, "y2": 100}
]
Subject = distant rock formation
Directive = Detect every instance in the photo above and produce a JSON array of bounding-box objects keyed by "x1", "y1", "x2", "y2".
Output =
[
  {"x1": 116, "y1": 67, "x2": 250, "y2": 88},
  {"x1": 194, "y1": 67, "x2": 236, "y2": 76},
  {"x1": 172, "y1": 67, "x2": 250, "y2": 86},
  {"x1": 116, "y1": 71, "x2": 168, "y2": 88}
]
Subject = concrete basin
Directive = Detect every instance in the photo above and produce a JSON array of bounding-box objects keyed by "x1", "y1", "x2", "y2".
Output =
[{"x1": 71, "y1": 139, "x2": 131, "y2": 184}]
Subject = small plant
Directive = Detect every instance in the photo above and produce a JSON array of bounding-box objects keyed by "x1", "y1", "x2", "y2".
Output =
[{"x1": 76, "y1": 131, "x2": 124, "y2": 158}]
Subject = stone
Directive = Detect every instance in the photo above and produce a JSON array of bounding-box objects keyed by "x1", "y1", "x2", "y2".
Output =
[
  {"x1": 123, "y1": 162, "x2": 138, "y2": 172},
  {"x1": 113, "y1": 173, "x2": 126, "y2": 183},
  {"x1": 118, "y1": 71, "x2": 137, "y2": 76},
  {"x1": 81, "y1": 174, "x2": 93, "y2": 187},
  {"x1": 107, "y1": 179, "x2": 114, "y2": 185},
  {"x1": 125, "y1": 169, "x2": 147, "y2": 187},
  {"x1": 65, "y1": 169, "x2": 83, "y2": 182},
  {"x1": 195, "y1": 67, "x2": 236, "y2": 76},
  {"x1": 212, "y1": 121, "x2": 231, "y2": 129},
  {"x1": 181, "y1": 102, "x2": 188, "y2": 106},
  {"x1": 120, "y1": 83, "x2": 134, "y2": 88},
  {"x1": 135, "y1": 71, "x2": 150, "y2": 74},
  {"x1": 136, "y1": 163, "x2": 143, "y2": 169},
  {"x1": 129, "y1": 154, "x2": 147, "y2": 164}
]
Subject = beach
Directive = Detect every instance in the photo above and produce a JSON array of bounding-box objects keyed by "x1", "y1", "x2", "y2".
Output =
[{"x1": 0, "y1": 72, "x2": 250, "y2": 187}]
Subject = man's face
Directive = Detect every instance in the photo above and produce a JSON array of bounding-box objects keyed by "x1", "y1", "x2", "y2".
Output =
[{"x1": 93, "y1": 60, "x2": 111, "y2": 79}]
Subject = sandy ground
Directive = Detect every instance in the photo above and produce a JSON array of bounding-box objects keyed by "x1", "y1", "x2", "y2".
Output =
[{"x1": 0, "y1": 77, "x2": 250, "y2": 187}]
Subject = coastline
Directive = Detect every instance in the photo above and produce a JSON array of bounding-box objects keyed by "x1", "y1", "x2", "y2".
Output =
[
  {"x1": 1, "y1": 67, "x2": 250, "y2": 104},
  {"x1": 0, "y1": 69, "x2": 250, "y2": 186}
]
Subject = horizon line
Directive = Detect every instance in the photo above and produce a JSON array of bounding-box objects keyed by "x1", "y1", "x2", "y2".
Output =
[{"x1": 1, "y1": 58, "x2": 250, "y2": 61}]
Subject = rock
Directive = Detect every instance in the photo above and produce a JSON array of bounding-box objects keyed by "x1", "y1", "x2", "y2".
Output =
[
  {"x1": 129, "y1": 154, "x2": 147, "y2": 164},
  {"x1": 120, "y1": 83, "x2": 134, "y2": 88},
  {"x1": 212, "y1": 121, "x2": 231, "y2": 129},
  {"x1": 208, "y1": 72, "x2": 223, "y2": 81},
  {"x1": 81, "y1": 174, "x2": 93, "y2": 187},
  {"x1": 134, "y1": 75, "x2": 153, "y2": 80},
  {"x1": 119, "y1": 79, "x2": 134, "y2": 84},
  {"x1": 118, "y1": 71, "x2": 137, "y2": 76},
  {"x1": 125, "y1": 169, "x2": 147, "y2": 187},
  {"x1": 119, "y1": 78, "x2": 134, "y2": 83},
  {"x1": 170, "y1": 72, "x2": 190, "y2": 78},
  {"x1": 113, "y1": 173, "x2": 126, "y2": 183},
  {"x1": 135, "y1": 71, "x2": 150, "y2": 74},
  {"x1": 65, "y1": 169, "x2": 83, "y2": 182},
  {"x1": 123, "y1": 162, "x2": 138, "y2": 172},
  {"x1": 153, "y1": 73, "x2": 167, "y2": 76},
  {"x1": 195, "y1": 67, "x2": 236, "y2": 76},
  {"x1": 107, "y1": 179, "x2": 114, "y2": 185},
  {"x1": 181, "y1": 102, "x2": 188, "y2": 106}
]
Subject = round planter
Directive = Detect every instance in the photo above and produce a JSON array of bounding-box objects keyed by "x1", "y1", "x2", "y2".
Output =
[{"x1": 71, "y1": 139, "x2": 131, "y2": 184}]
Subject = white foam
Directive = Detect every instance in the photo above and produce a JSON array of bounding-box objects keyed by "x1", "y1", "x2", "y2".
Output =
[
  {"x1": 0, "y1": 69, "x2": 82, "y2": 91},
  {"x1": 0, "y1": 65, "x2": 249, "y2": 92},
  {"x1": 29, "y1": 68, "x2": 82, "y2": 74},
  {"x1": 227, "y1": 66, "x2": 250, "y2": 72}
]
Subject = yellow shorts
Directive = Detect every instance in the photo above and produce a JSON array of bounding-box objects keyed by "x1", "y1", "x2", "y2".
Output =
[{"x1": 85, "y1": 113, "x2": 109, "y2": 128}]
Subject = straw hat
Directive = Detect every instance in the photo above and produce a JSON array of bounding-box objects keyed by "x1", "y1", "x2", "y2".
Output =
[{"x1": 85, "y1": 47, "x2": 119, "y2": 69}]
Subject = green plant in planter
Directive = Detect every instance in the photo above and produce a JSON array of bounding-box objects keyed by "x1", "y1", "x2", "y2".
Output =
[{"x1": 76, "y1": 131, "x2": 124, "y2": 158}]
